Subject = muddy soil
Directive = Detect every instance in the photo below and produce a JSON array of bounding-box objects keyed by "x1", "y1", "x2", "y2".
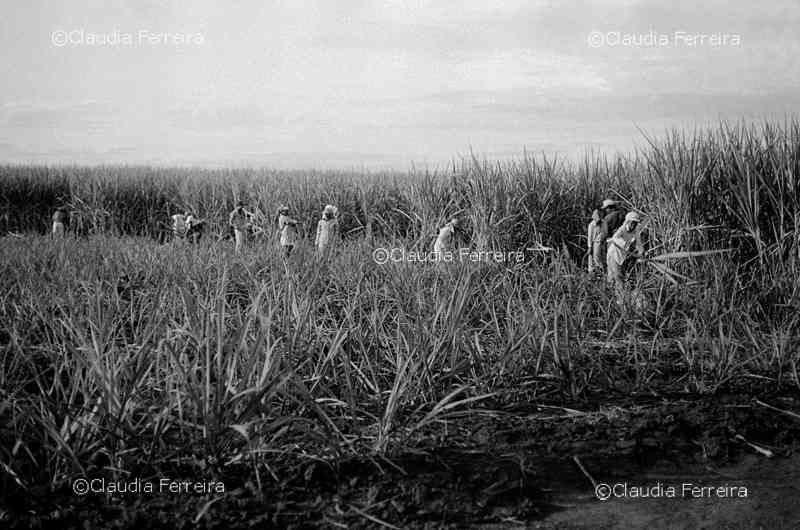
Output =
[{"x1": 5, "y1": 392, "x2": 800, "y2": 529}]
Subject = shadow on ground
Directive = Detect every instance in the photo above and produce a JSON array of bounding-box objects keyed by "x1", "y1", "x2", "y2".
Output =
[{"x1": 4, "y1": 392, "x2": 800, "y2": 529}]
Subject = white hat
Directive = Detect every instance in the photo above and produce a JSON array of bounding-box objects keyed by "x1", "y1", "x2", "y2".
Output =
[
  {"x1": 323, "y1": 204, "x2": 337, "y2": 216},
  {"x1": 625, "y1": 211, "x2": 641, "y2": 223},
  {"x1": 601, "y1": 199, "x2": 618, "y2": 209}
]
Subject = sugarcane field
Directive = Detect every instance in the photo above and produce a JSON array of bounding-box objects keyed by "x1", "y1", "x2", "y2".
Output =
[{"x1": 2, "y1": 2, "x2": 800, "y2": 529}]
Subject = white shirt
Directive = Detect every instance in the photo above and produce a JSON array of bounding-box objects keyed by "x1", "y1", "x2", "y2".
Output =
[
  {"x1": 171, "y1": 214, "x2": 187, "y2": 235},
  {"x1": 434, "y1": 223, "x2": 455, "y2": 254},
  {"x1": 316, "y1": 218, "x2": 338, "y2": 250},
  {"x1": 278, "y1": 214, "x2": 297, "y2": 246},
  {"x1": 607, "y1": 224, "x2": 640, "y2": 268}
]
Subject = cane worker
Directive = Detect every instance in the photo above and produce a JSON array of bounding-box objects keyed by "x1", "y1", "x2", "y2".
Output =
[
  {"x1": 276, "y1": 205, "x2": 299, "y2": 258},
  {"x1": 229, "y1": 200, "x2": 253, "y2": 254},
  {"x1": 171, "y1": 210, "x2": 190, "y2": 242},
  {"x1": 433, "y1": 218, "x2": 459, "y2": 260},
  {"x1": 599, "y1": 199, "x2": 625, "y2": 242},
  {"x1": 589, "y1": 198, "x2": 624, "y2": 270},
  {"x1": 52, "y1": 206, "x2": 69, "y2": 238},
  {"x1": 587, "y1": 209, "x2": 603, "y2": 272},
  {"x1": 315, "y1": 204, "x2": 339, "y2": 257},
  {"x1": 607, "y1": 211, "x2": 645, "y2": 302},
  {"x1": 185, "y1": 212, "x2": 205, "y2": 244}
]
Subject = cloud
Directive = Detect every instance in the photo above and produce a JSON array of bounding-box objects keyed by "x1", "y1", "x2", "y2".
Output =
[
  {"x1": 1, "y1": 1, "x2": 799, "y2": 168},
  {"x1": 0, "y1": 101, "x2": 120, "y2": 133}
]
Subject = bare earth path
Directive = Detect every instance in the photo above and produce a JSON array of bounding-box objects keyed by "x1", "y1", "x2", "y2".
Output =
[
  {"x1": 5, "y1": 392, "x2": 800, "y2": 528},
  {"x1": 510, "y1": 453, "x2": 800, "y2": 529}
]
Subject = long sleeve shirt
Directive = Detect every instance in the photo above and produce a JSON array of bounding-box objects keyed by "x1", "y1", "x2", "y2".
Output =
[
  {"x1": 433, "y1": 223, "x2": 455, "y2": 254},
  {"x1": 278, "y1": 214, "x2": 298, "y2": 246},
  {"x1": 315, "y1": 218, "x2": 338, "y2": 250},
  {"x1": 171, "y1": 214, "x2": 187, "y2": 235},
  {"x1": 229, "y1": 208, "x2": 251, "y2": 230},
  {"x1": 607, "y1": 225, "x2": 644, "y2": 269},
  {"x1": 53, "y1": 209, "x2": 69, "y2": 226}
]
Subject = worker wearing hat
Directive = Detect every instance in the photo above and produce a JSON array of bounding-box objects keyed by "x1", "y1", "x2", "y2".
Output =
[
  {"x1": 52, "y1": 205, "x2": 70, "y2": 239},
  {"x1": 315, "y1": 204, "x2": 339, "y2": 258},
  {"x1": 276, "y1": 204, "x2": 299, "y2": 258},
  {"x1": 606, "y1": 211, "x2": 645, "y2": 302},
  {"x1": 590, "y1": 198, "x2": 624, "y2": 273},
  {"x1": 433, "y1": 217, "x2": 460, "y2": 260},
  {"x1": 171, "y1": 210, "x2": 190, "y2": 243},
  {"x1": 185, "y1": 211, "x2": 205, "y2": 244},
  {"x1": 229, "y1": 200, "x2": 253, "y2": 254}
]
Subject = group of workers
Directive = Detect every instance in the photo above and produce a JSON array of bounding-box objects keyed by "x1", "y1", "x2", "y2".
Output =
[
  {"x1": 223, "y1": 201, "x2": 340, "y2": 258},
  {"x1": 50, "y1": 196, "x2": 646, "y2": 299},
  {"x1": 586, "y1": 199, "x2": 645, "y2": 300},
  {"x1": 48, "y1": 201, "x2": 340, "y2": 260},
  {"x1": 429, "y1": 199, "x2": 645, "y2": 294},
  {"x1": 170, "y1": 211, "x2": 205, "y2": 244}
]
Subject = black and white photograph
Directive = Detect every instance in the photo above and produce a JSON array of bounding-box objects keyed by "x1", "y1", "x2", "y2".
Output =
[{"x1": 1, "y1": 1, "x2": 800, "y2": 528}]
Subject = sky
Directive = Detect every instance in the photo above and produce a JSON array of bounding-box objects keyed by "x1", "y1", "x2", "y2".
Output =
[{"x1": 0, "y1": 0, "x2": 798, "y2": 169}]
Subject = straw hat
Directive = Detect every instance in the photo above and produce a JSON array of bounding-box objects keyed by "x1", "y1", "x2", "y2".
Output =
[
  {"x1": 625, "y1": 211, "x2": 641, "y2": 223},
  {"x1": 601, "y1": 199, "x2": 618, "y2": 209}
]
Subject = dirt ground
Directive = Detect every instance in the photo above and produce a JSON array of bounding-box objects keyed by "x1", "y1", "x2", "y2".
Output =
[
  {"x1": 4, "y1": 391, "x2": 800, "y2": 529},
  {"x1": 524, "y1": 452, "x2": 800, "y2": 529}
]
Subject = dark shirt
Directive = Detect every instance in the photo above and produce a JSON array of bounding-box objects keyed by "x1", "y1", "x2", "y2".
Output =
[{"x1": 600, "y1": 210, "x2": 625, "y2": 240}]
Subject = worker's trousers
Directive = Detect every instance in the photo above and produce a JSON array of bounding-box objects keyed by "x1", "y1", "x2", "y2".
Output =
[{"x1": 234, "y1": 229, "x2": 246, "y2": 254}]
